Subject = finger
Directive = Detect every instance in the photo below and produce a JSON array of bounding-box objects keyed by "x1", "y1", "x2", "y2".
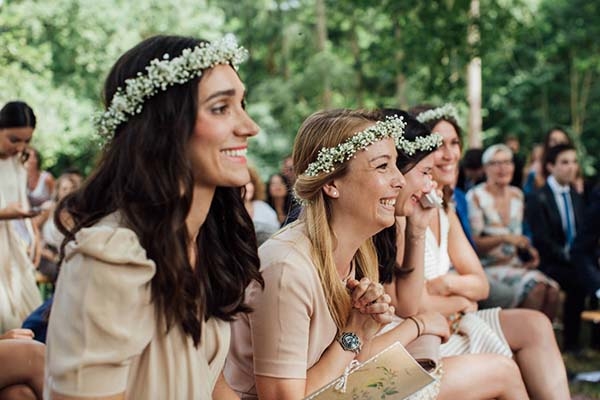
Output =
[
  {"x1": 350, "y1": 277, "x2": 372, "y2": 304},
  {"x1": 356, "y1": 282, "x2": 384, "y2": 307},
  {"x1": 362, "y1": 301, "x2": 390, "y2": 315}
]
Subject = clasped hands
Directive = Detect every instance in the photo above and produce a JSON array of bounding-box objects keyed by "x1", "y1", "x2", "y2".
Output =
[{"x1": 344, "y1": 278, "x2": 394, "y2": 341}]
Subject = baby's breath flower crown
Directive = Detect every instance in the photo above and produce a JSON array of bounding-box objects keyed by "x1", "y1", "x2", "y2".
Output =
[
  {"x1": 396, "y1": 132, "x2": 443, "y2": 156},
  {"x1": 302, "y1": 116, "x2": 406, "y2": 177},
  {"x1": 416, "y1": 104, "x2": 459, "y2": 125},
  {"x1": 93, "y1": 34, "x2": 248, "y2": 138}
]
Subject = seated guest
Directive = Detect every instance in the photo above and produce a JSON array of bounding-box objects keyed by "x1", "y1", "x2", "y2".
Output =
[
  {"x1": 571, "y1": 183, "x2": 600, "y2": 300},
  {"x1": 456, "y1": 148, "x2": 484, "y2": 192},
  {"x1": 526, "y1": 143, "x2": 587, "y2": 352},
  {"x1": 467, "y1": 144, "x2": 560, "y2": 318},
  {"x1": 25, "y1": 148, "x2": 55, "y2": 208},
  {"x1": 226, "y1": 109, "x2": 530, "y2": 400},
  {"x1": 397, "y1": 106, "x2": 569, "y2": 399},
  {"x1": 244, "y1": 166, "x2": 280, "y2": 245},
  {"x1": 266, "y1": 172, "x2": 297, "y2": 226}
]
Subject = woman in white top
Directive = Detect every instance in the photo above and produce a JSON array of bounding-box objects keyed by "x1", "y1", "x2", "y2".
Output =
[
  {"x1": 0, "y1": 101, "x2": 42, "y2": 332},
  {"x1": 412, "y1": 104, "x2": 569, "y2": 399},
  {"x1": 244, "y1": 166, "x2": 280, "y2": 245},
  {"x1": 26, "y1": 148, "x2": 55, "y2": 208},
  {"x1": 46, "y1": 34, "x2": 263, "y2": 400}
]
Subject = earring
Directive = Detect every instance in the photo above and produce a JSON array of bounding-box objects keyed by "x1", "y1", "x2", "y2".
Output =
[{"x1": 332, "y1": 190, "x2": 338, "y2": 196}]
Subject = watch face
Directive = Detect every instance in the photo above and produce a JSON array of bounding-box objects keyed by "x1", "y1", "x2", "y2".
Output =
[{"x1": 340, "y1": 332, "x2": 361, "y2": 352}]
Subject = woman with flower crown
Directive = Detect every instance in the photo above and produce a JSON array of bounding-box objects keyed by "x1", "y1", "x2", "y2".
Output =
[
  {"x1": 373, "y1": 109, "x2": 529, "y2": 400},
  {"x1": 225, "y1": 109, "x2": 529, "y2": 400},
  {"x1": 45, "y1": 35, "x2": 262, "y2": 399},
  {"x1": 403, "y1": 104, "x2": 569, "y2": 399}
]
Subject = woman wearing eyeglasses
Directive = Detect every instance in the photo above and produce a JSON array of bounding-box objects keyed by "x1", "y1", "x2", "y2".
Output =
[{"x1": 467, "y1": 144, "x2": 559, "y2": 317}]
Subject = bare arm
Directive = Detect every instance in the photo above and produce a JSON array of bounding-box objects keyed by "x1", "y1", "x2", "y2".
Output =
[
  {"x1": 419, "y1": 289, "x2": 475, "y2": 317},
  {"x1": 427, "y1": 210, "x2": 488, "y2": 301}
]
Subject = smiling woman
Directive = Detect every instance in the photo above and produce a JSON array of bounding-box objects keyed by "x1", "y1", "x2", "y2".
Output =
[
  {"x1": 226, "y1": 109, "x2": 407, "y2": 400},
  {"x1": 45, "y1": 35, "x2": 263, "y2": 400}
]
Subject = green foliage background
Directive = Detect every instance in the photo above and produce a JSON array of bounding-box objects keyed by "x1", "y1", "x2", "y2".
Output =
[{"x1": 1, "y1": 0, "x2": 598, "y2": 179}]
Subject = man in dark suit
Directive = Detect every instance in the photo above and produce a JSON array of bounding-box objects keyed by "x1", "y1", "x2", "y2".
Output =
[
  {"x1": 571, "y1": 184, "x2": 600, "y2": 300},
  {"x1": 526, "y1": 144, "x2": 586, "y2": 352}
]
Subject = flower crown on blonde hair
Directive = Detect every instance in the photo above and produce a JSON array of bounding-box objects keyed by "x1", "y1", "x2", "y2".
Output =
[
  {"x1": 302, "y1": 116, "x2": 406, "y2": 177},
  {"x1": 94, "y1": 34, "x2": 248, "y2": 138},
  {"x1": 416, "y1": 103, "x2": 459, "y2": 125}
]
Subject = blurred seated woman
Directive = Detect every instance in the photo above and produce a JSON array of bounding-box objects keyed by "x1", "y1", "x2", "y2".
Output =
[
  {"x1": 467, "y1": 144, "x2": 560, "y2": 318},
  {"x1": 244, "y1": 166, "x2": 280, "y2": 245},
  {"x1": 36, "y1": 173, "x2": 80, "y2": 282},
  {"x1": 26, "y1": 148, "x2": 55, "y2": 208},
  {"x1": 266, "y1": 172, "x2": 296, "y2": 226}
]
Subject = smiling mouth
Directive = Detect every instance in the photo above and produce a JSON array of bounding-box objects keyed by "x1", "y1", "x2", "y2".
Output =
[
  {"x1": 380, "y1": 198, "x2": 396, "y2": 209},
  {"x1": 221, "y1": 148, "x2": 247, "y2": 157}
]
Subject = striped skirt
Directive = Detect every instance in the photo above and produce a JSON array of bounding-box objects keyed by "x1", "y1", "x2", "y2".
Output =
[{"x1": 440, "y1": 307, "x2": 512, "y2": 358}]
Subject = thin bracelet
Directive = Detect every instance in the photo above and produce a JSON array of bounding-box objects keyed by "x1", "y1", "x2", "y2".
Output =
[{"x1": 407, "y1": 316, "x2": 421, "y2": 337}]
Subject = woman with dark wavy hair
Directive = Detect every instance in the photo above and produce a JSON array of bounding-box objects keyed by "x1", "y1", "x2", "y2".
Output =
[{"x1": 46, "y1": 34, "x2": 263, "y2": 399}]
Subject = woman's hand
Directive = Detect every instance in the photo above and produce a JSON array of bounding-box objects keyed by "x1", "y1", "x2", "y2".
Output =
[
  {"x1": 459, "y1": 298, "x2": 479, "y2": 313},
  {"x1": 0, "y1": 203, "x2": 38, "y2": 220},
  {"x1": 522, "y1": 246, "x2": 540, "y2": 269},
  {"x1": 503, "y1": 234, "x2": 530, "y2": 248},
  {"x1": 414, "y1": 311, "x2": 450, "y2": 343},
  {"x1": 426, "y1": 275, "x2": 452, "y2": 296},
  {"x1": 0, "y1": 328, "x2": 34, "y2": 340},
  {"x1": 346, "y1": 279, "x2": 395, "y2": 338}
]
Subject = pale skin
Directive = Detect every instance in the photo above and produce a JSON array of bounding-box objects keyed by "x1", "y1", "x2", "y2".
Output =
[
  {"x1": 51, "y1": 64, "x2": 259, "y2": 400},
  {"x1": 389, "y1": 152, "x2": 529, "y2": 399},
  {"x1": 424, "y1": 120, "x2": 570, "y2": 399}
]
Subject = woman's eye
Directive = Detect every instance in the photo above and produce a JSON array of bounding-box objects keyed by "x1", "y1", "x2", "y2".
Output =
[
  {"x1": 212, "y1": 104, "x2": 228, "y2": 114},
  {"x1": 241, "y1": 99, "x2": 247, "y2": 110},
  {"x1": 377, "y1": 163, "x2": 388, "y2": 170}
]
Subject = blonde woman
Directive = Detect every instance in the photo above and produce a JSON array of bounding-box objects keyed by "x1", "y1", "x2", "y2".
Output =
[{"x1": 226, "y1": 109, "x2": 528, "y2": 400}]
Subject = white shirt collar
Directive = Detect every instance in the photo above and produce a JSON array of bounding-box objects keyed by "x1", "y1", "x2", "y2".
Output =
[{"x1": 547, "y1": 175, "x2": 570, "y2": 195}]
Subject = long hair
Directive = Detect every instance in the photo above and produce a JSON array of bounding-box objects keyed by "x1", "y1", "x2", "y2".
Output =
[
  {"x1": 266, "y1": 172, "x2": 294, "y2": 220},
  {"x1": 410, "y1": 104, "x2": 463, "y2": 209},
  {"x1": 373, "y1": 109, "x2": 437, "y2": 284},
  {"x1": 55, "y1": 35, "x2": 262, "y2": 346},
  {"x1": 0, "y1": 101, "x2": 37, "y2": 163},
  {"x1": 292, "y1": 109, "x2": 380, "y2": 332}
]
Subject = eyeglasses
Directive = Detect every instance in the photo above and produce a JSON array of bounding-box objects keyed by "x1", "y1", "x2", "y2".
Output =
[{"x1": 487, "y1": 159, "x2": 513, "y2": 167}]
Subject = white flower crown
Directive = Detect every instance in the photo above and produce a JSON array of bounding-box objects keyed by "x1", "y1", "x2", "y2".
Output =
[
  {"x1": 302, "y1": 116, "x2": 406, "y2": 177},
  {"x1": 397, "y1": 132, "x2": 443, "y2": 156},
  {"x1": 416, "y1": 103, "x2": 459, "y2": 125},
  {"x1": 93, "y1": 34, "x2": 249, "y2": 138}
]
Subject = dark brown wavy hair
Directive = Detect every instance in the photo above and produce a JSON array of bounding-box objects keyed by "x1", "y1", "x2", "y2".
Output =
[
  {"x1": 55, "y1": 35, "x2": 263, "y2": 346},
  {"x1": 373, "y1": 109, "x2": 436, "y2": 284}
]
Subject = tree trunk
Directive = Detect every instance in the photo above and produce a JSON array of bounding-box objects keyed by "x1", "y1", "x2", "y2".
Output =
[
  {"x1": 394, "y1": 21, "x2": 407, "y2": 109},
  {"x1": 467, "y1": 0, "x2": 482, "y2": 148},
  {"x1": 315, "y1": 0, "x2": 331, "y2": 108}
]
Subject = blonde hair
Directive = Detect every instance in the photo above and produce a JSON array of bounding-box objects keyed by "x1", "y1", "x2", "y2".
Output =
[{"x1": 293, "y1": 109, "x2": 380, "y2": 331}]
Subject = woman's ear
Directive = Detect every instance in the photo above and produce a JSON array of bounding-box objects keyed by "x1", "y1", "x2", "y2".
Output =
[{"x1": 322, "y1": 181, "x2": 340, "y2": 199}]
